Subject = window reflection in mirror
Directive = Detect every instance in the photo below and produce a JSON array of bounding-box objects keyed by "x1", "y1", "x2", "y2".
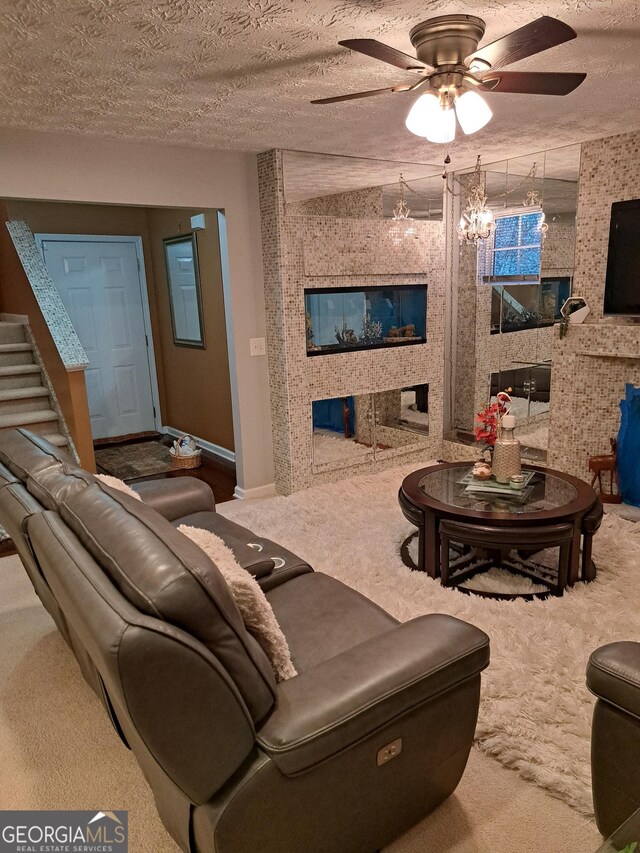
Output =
[{"x1": 450, "y1": 142, "x2": 580, "y2": 460}]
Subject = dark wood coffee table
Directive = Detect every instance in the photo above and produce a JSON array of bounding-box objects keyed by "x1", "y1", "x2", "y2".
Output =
[{"x1": 399, "y1": 462, "x2": 602, "y2": 597}]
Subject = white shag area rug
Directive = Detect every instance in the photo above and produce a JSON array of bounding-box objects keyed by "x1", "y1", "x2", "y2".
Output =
[
  {"x1": 219, "y1": 462, "x2": 640, "y2": 819},
  {"x1": 516, "y1": 423, "x2": 549, "y2": 451},
  {"x1": 312, "y1": 429, "x2": 371, "y2": 466},
  {"x1": 400, "y1": 391, "x2": 429, "y2": 429}
]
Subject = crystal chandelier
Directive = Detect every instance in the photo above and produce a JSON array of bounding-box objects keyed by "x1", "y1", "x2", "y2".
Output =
[
  {"x1": 457, "y1": 155, "x2": 494, "y2": 244},
  {"x1": 522, "y1": 162, "x2": 549, "y2": 240},
  {"x1": 392, "y1": 174, "x2": 413, "y2": 221},
  {"x1": 390, "y1": 174, "x2": 417, "y2": 244}
]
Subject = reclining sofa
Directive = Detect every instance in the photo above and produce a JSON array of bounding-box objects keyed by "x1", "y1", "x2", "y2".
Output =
[
  {"x1": 0, "y1": 427, "x2": 490, "y2": 852},
  {"x1": 587, "y1": 642, "x2": 640, "y2": 837}
]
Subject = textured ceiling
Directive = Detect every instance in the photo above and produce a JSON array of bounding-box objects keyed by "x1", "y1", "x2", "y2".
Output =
[{"x1": 1, "y1": 0, "x2": 640, "y2": 170}]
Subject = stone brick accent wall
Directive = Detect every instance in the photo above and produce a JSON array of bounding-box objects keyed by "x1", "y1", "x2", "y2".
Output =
[
  {"x1": 549, "y1": 129, "x2": 640, "y2": 480},
  {"x1": 258, "y1": 149, "x2": 445, "y2": 494},
  {"x1": 286, "y1": 186, "x2": 383, "y2": 219}
]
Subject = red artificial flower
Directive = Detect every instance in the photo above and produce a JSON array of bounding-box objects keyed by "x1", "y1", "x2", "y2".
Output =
[{"x1": 474, "y1": 389, "x2": 513, "y2": 447}]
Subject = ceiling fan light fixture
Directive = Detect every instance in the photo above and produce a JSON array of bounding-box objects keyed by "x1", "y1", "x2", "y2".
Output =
[
  {"x1": 455, "y1": 90, "x2": 492, "y2": 135},
  {"x1": 405, "y1": 93, "x2": 456, "y2": 143}
]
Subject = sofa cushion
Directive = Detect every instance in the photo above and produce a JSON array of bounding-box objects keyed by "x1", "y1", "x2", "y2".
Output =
[
  {"x1": 27, "y1": 462, "x2": 95, "y2": 511},
  {"x1": 0, "y1": 461, "x2": 19, "y2": 489},
  {"x1": 0, "y1": 428, "x2": 71, "y2": 482},
  {"x1": 61, "y1": 483, "x2": 277, "y2": 723},
  {"x1": 179, "y1": 525, "x2": 297, "y2": 682},
  {"x1": 175, "y1": 511, "x2": 314, "y2": 589},
  {"x1": 266, "y1": 572, "x2": 398, "y2": 671}
]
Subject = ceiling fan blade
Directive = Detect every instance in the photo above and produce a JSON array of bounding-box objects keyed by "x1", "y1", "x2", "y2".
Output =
[
  {"x1": 339, "y1": 39, "x2": 428, "y2": 73},
  {"x1": 468, "y1": 16, "x2": 577, "y2": 70},
  {"x1": 478, "y1": 71, "x2": 586, "y2": 95},
  {"x1": 311, "y1": 84, "x2": 413, "y2": 105}
]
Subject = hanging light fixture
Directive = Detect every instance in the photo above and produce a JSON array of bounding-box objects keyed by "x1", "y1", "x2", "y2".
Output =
[
  {"x1": 405, "y1": 88, "x2": 492, "y2": 143},
  {"x1": 390, "y1": 174, "x2": 417, "y2": 244},
  {"x1": 522, "y1": 161, "x2": 549, "y2": 240},
  {"x1": 392, "y1": 174, "x2": 413, "y2": 221},
  {"x1": 457, "y1": 155, "x2": 495, "y2": 244}
]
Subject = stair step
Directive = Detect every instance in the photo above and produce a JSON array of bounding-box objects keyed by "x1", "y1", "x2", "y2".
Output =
[
  {"x1": 0, "y1": 364, "x2": 42, "y2": 390},
  {"x1": 0, "y1": 323, "x2": 27, "y2": 345},
  {"x1": 0, "y1": 409, "x2": 58, "y2": 429},
  {"x1": 39, "y1": 432, "x2": 69, "y2": 448},
  {"x1": 0, "y1": 389, "x2": 53, "y2": 415},
  {"x1": 0, "y1": 387, "x2": 49, "y2": 402},
  {"x1": 0, "y1": 342, "x2": 32, "y2": 353},
  {"x1": 0, "y1": 364, "x2": 40, "y2": 376},
  {"x1": 0, "y1": 351, "x2": 35, "y2": 367}
]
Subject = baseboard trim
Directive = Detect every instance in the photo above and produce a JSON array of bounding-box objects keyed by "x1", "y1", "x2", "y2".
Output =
[
  {"x1": 233, "y1": 483, "x2": 277, "y2": 501},
  {"x1": 162, "y1": 426, "x2": 235, "y2": 465}
]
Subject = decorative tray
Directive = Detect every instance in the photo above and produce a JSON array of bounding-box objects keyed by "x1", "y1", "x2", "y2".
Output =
[{"x1": 457, "y1": 468, "x2": 535, "y2": 497}]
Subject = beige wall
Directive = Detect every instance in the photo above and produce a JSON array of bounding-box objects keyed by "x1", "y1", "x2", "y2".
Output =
[
  {"x1": 0, "y1": 127, "x2": 273, "y2": 493},
  {"x1": 145, "y1": 208, "x2": 234, "y2": 450}
]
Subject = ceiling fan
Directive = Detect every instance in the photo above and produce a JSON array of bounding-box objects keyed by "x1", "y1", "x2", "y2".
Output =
[{"x1": 311, "y1": 15, "x2": 586, "y2": 143}]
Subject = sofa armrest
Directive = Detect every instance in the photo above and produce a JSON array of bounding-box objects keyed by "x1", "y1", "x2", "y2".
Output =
[
  {"x1": 587, "y1": 642, "x2": 640, "y2": 721},
  {"x1": 257, "y1": 614, "x2": 489, "y2": 775},
  {"x1": 132, "y1": 478, "x2": 215, "y2": 520}
]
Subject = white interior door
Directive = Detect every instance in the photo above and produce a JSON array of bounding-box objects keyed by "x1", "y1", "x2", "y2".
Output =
[{"x1": 40, "y1": 237, "x2": 157, "y2": 439}]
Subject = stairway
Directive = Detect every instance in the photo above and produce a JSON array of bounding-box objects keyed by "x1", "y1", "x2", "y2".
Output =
[{"x1": 0, "y1": 321, "x2": 68, "y2": 449}]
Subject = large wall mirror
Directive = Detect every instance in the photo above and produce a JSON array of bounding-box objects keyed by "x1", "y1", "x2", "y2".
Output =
[
  {"x1": 451, "y1": 142, "x2": 580, "y2": 458},
  {"x1": 281, "y1": 150, "x2": 443, "y2": 221},
  {"x1": 311, "y1": 385, "x2": 430, "y2": 471},
  {"x1": 164, "y1": 233, "x2": 206, "y2": 348}
]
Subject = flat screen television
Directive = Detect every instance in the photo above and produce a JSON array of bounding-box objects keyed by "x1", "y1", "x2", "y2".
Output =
[{"x1": 604, "y1": 199, "x2": 640, "y2": 316}]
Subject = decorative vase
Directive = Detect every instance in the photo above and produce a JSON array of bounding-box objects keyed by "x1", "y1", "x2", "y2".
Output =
[{"x1": 492, "y1": 414, "x2": 521, "y2": 484}]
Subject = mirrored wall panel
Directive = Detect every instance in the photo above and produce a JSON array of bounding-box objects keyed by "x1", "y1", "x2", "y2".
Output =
[
  {"x1": 282, "y1": 150, "x2": 443, "y2": 221},
  {"x1": 451, "y1": 143, "x2": 580, "y2": 457},
  {"x1": 312, "y1": 386, "x2": 429, "y2": 470}
]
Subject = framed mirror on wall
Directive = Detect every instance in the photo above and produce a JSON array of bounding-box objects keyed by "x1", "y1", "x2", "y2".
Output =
[
  {"x1": 450, "y1": 142, "x2": 580, "y2": 459},
  {"x1": 163, "y1": 233, "x2": 206, "y2": 348}
]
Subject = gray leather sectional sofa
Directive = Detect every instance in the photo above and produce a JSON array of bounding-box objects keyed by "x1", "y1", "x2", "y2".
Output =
[
  {"x1": 587, "y1": 642, "x2": 640, "y2": 837},
  {"x1": 0, "y1": 427, "x2": 490, "y2": 852}
]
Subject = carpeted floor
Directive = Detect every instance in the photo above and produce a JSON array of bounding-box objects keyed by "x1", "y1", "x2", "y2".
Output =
[
  {"x1": 219, "y1": 462, "x2": 640, "y2": 819},
  {"x1": 94, "y1": 440, "x2": 173, "y2": 480},
  {"x1": 0, "y1": 553, "x2": 600, "y2": 851}
]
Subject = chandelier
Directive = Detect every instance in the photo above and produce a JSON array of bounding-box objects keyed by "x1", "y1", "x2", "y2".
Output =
[
  {"x1": 392, "y1": 174, "x2": 413, "y2": 221},
  {"x1": 522, "y1": 161, "x2": 549, "y2": 241},
  {"x1": 390, "y1": 174, "x2": 417, "y2": 244},
  {"x1": 457, "y1": 155, "x2": 494, "y2": 244}
]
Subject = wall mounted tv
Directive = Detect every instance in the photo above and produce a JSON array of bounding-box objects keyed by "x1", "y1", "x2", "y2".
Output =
[{"x1": 604, "y1": 199, "x2": 640, "y2": 316}]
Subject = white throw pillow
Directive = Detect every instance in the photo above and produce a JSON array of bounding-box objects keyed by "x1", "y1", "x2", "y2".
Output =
[
  {"x1": 178, "y1": 524, "x2": 297, "y2": 682},
  {"x1": 95, "y1": 474, "x2": 142, "y2": 501}
]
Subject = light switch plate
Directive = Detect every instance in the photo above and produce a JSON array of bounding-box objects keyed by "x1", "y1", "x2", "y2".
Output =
[{"x1": 250, "y1": 337, "x2": 266, "y2": 357}]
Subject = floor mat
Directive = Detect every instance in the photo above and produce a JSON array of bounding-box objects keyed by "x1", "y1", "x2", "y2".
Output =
[{"x1": 94, "y1": 440, "x2": 172, "y2": 480}]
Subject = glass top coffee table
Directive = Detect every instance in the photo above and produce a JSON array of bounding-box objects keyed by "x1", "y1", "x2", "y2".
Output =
[{"x1": 399, "y1": 462, "x2": 602, "y2": 598}]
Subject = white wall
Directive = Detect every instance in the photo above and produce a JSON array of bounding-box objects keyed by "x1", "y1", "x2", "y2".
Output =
[{"x1": 0, "y1": 126, "x2": 274, "y2": 494}]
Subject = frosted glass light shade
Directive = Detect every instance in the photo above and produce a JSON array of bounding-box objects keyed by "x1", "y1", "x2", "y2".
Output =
[
  {"x1": 455, "y1": 90, "x2": 492, "y2": 135},
  {"x1": 405, "y1": 93, "x2": 456, "y2": 143}
]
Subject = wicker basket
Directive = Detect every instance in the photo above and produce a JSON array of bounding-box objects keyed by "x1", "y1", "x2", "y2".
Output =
[{"x1": 170, "y1": 435, "x2": 202, "y2": 470}]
